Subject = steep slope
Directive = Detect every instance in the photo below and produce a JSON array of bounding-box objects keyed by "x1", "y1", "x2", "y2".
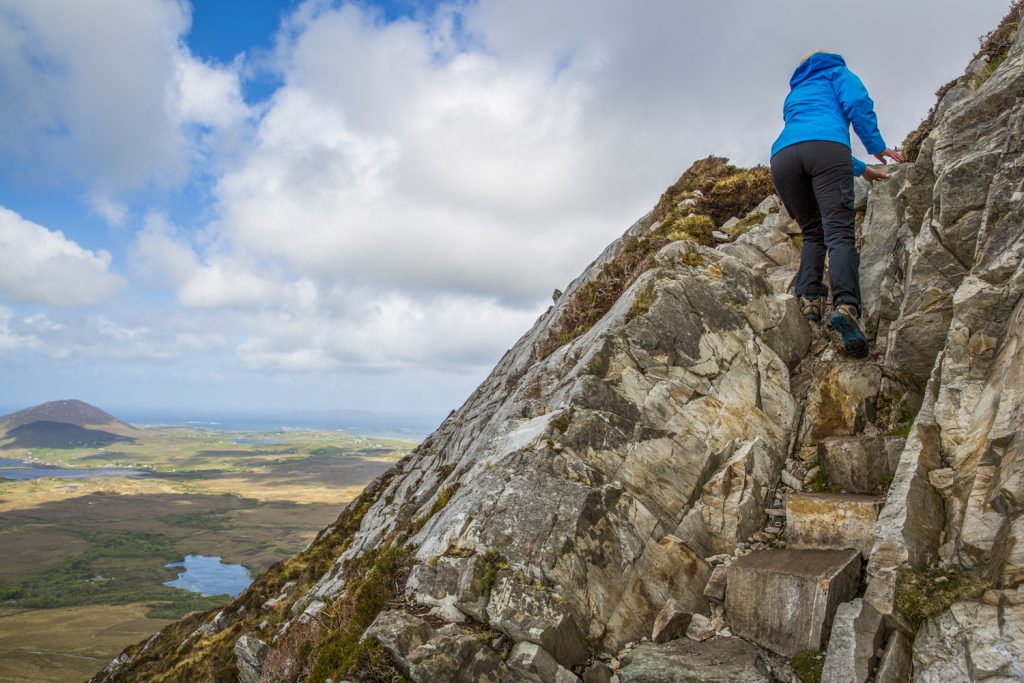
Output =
[{"x1": 92, "y1": 12, "x2": 1024, "y2": 683}]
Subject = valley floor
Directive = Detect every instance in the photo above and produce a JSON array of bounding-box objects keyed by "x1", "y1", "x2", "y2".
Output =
[{"x1": 0, "y1": 428, "x2": 412, "y2": 682}]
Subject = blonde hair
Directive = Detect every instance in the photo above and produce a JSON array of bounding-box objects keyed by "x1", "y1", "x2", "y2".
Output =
[{"x1": 800, "y1": 50, "x2": 829, "y2": 64}]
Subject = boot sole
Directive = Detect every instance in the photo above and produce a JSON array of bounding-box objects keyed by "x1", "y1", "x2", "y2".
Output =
[{"x1": 831, "y1": 312, "x2": 869, "y2": 359}]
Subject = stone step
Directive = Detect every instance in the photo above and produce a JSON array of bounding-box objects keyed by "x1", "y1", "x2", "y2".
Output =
[
  {"x1": 818, "y1": 435, "x2": 904, "y2": 494},
  {"x1": 619, "y1": 637, "x2": 772, "y2": 682},
  {"x1": 725, "y1": 548, "x2": 861, "y2": 656},
  {"x1": 785, "y1": 492, "x2": 884, "y2": 557}
]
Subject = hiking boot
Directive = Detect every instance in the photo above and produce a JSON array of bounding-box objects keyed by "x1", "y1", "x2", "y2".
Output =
[
  {"x1": 831, "y1": 304, "x2": 869, "y2": 359},
  {"x1": 799, "y1": 295, "x2": 823, "y2": 322}
]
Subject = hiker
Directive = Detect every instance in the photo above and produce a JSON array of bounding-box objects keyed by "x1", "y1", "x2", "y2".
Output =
[{"x1": 769, "y1": 51, "x2": 903, "y2": 359}]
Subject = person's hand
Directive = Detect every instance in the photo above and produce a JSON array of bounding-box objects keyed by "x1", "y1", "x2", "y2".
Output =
[
  {"x1": 863, "y1": 167, "x2": 889, "y2": 184},
  {"x1": 874, "y1": 148, "x2": 905, "y2": 164}
]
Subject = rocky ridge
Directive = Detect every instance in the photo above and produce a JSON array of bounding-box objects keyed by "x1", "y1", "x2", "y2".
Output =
[{"x1": 91, "y1": 14, "x2": 1024, "y2": 683}]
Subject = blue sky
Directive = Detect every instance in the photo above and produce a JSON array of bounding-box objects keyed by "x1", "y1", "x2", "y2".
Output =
[{"x1": 0, "y1": 0, "x2": 1012, "y2": 419}]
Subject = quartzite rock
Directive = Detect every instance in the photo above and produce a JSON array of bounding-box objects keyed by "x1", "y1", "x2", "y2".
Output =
[
  {"x1": 364, "y1": 610, "x2": 437, "y2": 675},
  {"x1": 820, "y1": 598, "x2": 883, "y2": 683},
  {"x1": 702, "y1": 565, "x2": 728, "y2": 604},
  {"x1": 486, "y1": 576, "x2": 588, "y2": 667},
  {"x1": 507, "y1": 641, "x2": 580, "y2": 683},
  {"x1": 618, "y1": 638, "x2": 771, "y2": 683},
  {"x1": 874, "y1": 631, "x2": 912, "y2": 683},
  {"x1": 725, "y1": 549, "x2": 861, "y2": 656},
  {"x1": 912, "y1": 597, "x2": 1024, "y2": 681},
  {"x1": 799, "y1": 362, "x2": 881, "y2": 445},
  {"x1": 234, "y1": 635, "x2": 268, "y2": 683},
  {"x1": 651, "y1": 599, "x2": 693, "y2": 643},
  {"x1": 785, "y1": 492, "x2": 885, "y2": 558},
  {"x1": 817, "y1": 435, "x2": 904, "y2": 494}
]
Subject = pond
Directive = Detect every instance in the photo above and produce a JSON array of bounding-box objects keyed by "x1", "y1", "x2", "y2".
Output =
[
  {"x1": 164, "y1": 555, "x2": 252, "y2": 597},
  {"x1": 0, "y1": 457, "x2": 147, "y2": 481}
]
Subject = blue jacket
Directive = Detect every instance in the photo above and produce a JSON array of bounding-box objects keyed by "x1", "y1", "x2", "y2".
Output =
[{"x1": 770, "y1": 53, "x2": 885, "y2": 177}]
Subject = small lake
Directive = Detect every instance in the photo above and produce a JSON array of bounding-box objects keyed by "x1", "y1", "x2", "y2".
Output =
[
  {"x1": 0, "y1": 457, "x2": 147, "y2": 481},
  {"x1": 164, "y1": 555, "x2": 252, "y2": 597}
]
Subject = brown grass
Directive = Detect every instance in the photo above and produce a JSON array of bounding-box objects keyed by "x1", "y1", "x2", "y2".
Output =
[{"x1": 537, "y1": 156, "x2": 771, "y2": 359}]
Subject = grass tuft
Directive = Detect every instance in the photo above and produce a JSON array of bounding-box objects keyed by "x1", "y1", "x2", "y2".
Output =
[
  {"x1": 627, "y1": 285, "x2": 656, "y2": 322},
  {"x1": 804, "y1": 463, "x2": 841, "y2": 494},
  {"x1": 894, "y1": 566, "x2": 991, "y2": 626},
  {"x1": 480, "y1": 550, "x2": 510, "y2": 593},
  {"x1": 791, "y1": 650, "x2": 824, "y2": 683},
  {"x1": 536, "y1": 156, "x2": 772, "y2": 359},
  {"x1": 308, "y1": 543, "x2": 414, "y2": 683},
  {"x1": 549, "y1": 409, "x2": 573, "y2": 434}
]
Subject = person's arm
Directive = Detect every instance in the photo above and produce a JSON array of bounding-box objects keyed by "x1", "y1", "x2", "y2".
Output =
[
  {"x1": 833, "y1": 68, "x2": 886, "y2": 156},
  {"x1": 852, "y1": 157, "x2": 867, "y2": 177}
]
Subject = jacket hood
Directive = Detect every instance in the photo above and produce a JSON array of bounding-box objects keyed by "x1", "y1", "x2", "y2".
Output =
[{"x1": 790, "y1": 52, "x2": 846, "y2": 88}]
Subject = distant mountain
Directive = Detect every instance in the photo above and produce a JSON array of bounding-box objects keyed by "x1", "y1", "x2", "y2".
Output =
[{"x1": 0, "y1": 399, "x2": 138, "y2": 449}]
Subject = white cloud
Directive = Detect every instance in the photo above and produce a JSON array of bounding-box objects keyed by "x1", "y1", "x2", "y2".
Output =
[
  {"x1": 235, "y1": 291, "x2": 538, "y2": 372},
  {"x1": 87, "y1": 193, "x2": 129, "y2": 226},
  {"x1": 0, "y1": 0, "x2": 250, "y2": 197},
  {"x1": 0, "y1": 205, "x2": 123, "y2": 306},
  {"x1": 0, "y1": 306, "x2": 227, "y2": 361},
  {"x1": 130, "y1": 212, "x2": 313, "y2": 309},
  {"x1": 172, "y1": 53, "x2": 249, "y2": 130}
]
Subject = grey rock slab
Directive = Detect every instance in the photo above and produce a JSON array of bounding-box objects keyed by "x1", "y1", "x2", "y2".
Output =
[
  {"x1": 785, "y1": 492, "x2": 884, "y2": 558},
  {"x1": 651, "y1": 599, "x2": 693, "y2": 644},
  {"x1": 508, "y1": 641, "x2": 580, "y2": 683},
  {"x1": 818, "y1": 435, "x2": 904, "y2": 494},
  {"x1": 487, "y1": 576, "x2": 588, "y2": 668},
  {"x1": 406, "y1": 629, "x2": 509, "y2": 683},
  {"x1": 820, "y1": 598, "x2": 884, "y2": 683},
  {"x1": 618, "y1": 638, "x2": 771, "y2": 682},
  {"x1": 604, "y1": 535, "x2": 710, "y2": 650},
  {"x1": 685, "y1": 614, "x2": 716, "y2": 642},
  {"x1": 234, "y1": 635, "x2": 268, "y2": 683},
  {"x1": 702, "y1": 565, "x2": 728, "y2": 605},
  {"x1": 582, "y1": 662, "x2": 614, "y2": 683},
  {"x1": 875, "y1": 631, "x2": 912, "y2": 683},
  {"x1": 799, "y1": 362, "x2": 882, "y2": 446},
  {"x1": 912, "y1": 598, "x2": 1024, "y2": 681},
  {"x1": 725, "y1": 548, "x2": 861, "y2": 656},
  {"x1": 364, "y1": 610, "x2": 436, "y2": 675}
]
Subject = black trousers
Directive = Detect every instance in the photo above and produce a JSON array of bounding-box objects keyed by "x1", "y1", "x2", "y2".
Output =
[{"x1": 770, "y1": 140, "x2": 860, "y2": 313}]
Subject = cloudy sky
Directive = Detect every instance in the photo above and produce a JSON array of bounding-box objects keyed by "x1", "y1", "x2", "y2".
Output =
[{"x1": 0, "y1": 0, "x2": 1011, "y2": 421}]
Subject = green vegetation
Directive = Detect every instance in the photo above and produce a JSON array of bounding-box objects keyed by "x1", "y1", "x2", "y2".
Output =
[
  {"x1": 682, "y1": 251, "x2": 706, "y2": 268},
  {"x1": 804, "y1": 463, "x2": 841, "y2": 494},
  {"x1": 146, "y1": 593, "x2": 232, "y2": 619},
  {"x1": 887, "y1": 408, "x2": 918, "y2": 439},
  {"x1": 549, "y1": 409, "x2": 573, "y2": 433},
  {"x1": 627, "y1": 285, "x2": 655, "y2": 322},
  {"x1": 976, "y1": 52, "x2": 1009, "y2": 87},
  {"x1": 895, "y1": 566, "x2": 991, "y2": 626},
  {"x1": 0, "y1": 529, "x2": 234, "y2": 619},
  {"x1": 480, "y1": 550, "x2": 510, "y2": 593},
  {"x1": 728, "y1": 211, "x2": 766, "y2": 237},
  {"x1": 537, "y1": 156, "x2": 772, "y2": 358},
  {"x1": 661, "y1": 213, "x2": 716, "y2": 245},
  {"x1": 791, "y1": 650, "x2": 824, "y2": 683},
  {"x1": 308, "y1": 543, "x2": 414, "y2": 683}
]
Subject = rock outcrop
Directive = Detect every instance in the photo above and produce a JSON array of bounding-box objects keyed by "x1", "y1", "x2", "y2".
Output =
[{"x1": 90, "y1": 9, "x2": 1024, "y2": 683}]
